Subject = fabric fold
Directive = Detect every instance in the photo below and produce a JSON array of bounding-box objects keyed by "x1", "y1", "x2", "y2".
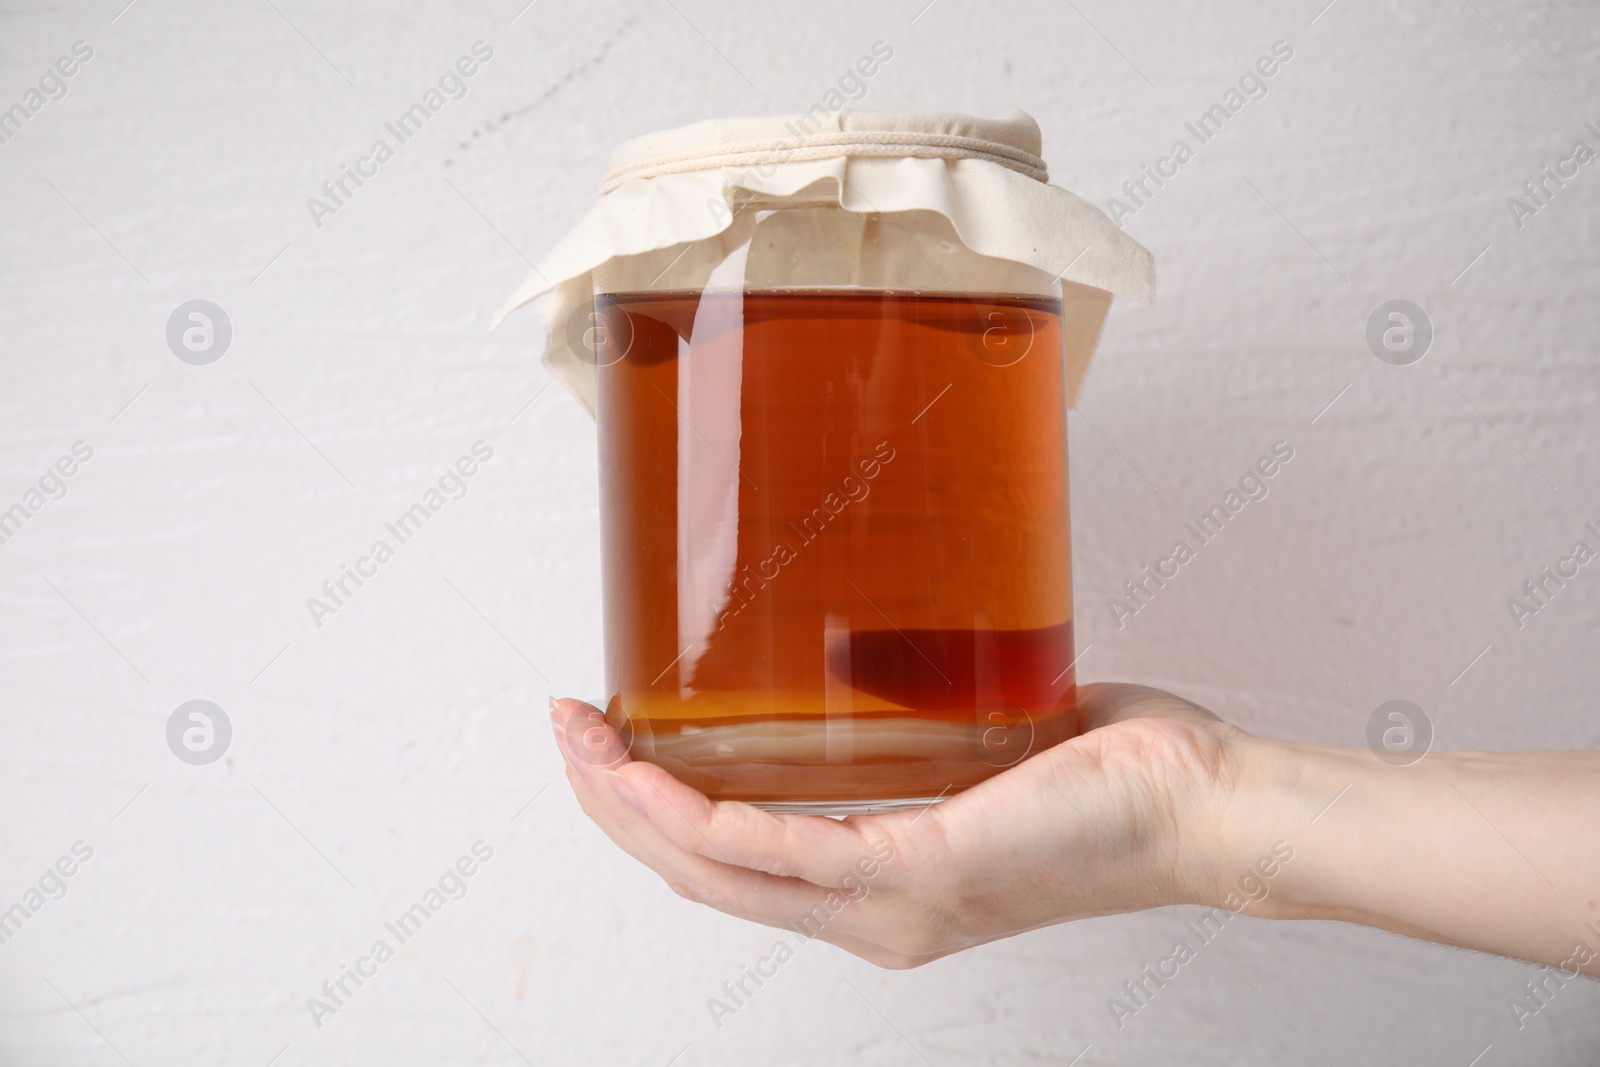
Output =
[{"x1": 494, "y1": 110, "x2": 1154, "y2": 417}]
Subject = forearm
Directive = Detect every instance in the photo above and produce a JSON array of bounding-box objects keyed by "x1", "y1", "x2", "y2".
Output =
[{"x1": 1207, "y1": 734, "x2": 1600, "y2": 976}]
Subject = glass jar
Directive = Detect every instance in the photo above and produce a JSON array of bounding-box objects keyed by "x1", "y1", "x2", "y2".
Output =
[{"x1": 501, "y1": 111, "x2": 1151, "y2": 814}]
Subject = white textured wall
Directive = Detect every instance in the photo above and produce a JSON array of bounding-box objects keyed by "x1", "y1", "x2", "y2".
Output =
[{"x1": 2, "y1": 0, "x2": 1598, "y2": 1063}]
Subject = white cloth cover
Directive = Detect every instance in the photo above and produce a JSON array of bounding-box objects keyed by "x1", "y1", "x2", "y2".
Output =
[{"x1": 494, "y1": 109, "x2": 1154, "y2": 414}]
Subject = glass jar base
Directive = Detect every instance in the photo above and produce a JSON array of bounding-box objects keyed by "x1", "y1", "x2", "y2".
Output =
[
  {"x1": 624, "y1": 706, "x2": 1076, "y2": 807},
  {"x1": 749, "y1": 795, "x2": 952, "y2": 817}
]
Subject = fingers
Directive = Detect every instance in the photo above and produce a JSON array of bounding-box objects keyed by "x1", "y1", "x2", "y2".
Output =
[
  {"x1": 551, "y1": 697, "x2": 896, "y2": 889},
  {"x1": 613, "y1": 759, "x2": 894, "y2": 889},
  {"x1": 552, "y1": 699, "x2": 866, "y2": 933},
  {"x1": 549, "y1": 688, "x2": 1223, "y2": 968},
  {"x1": 583, "y1": 782, "x2": 827, "y2": 927},
  {"x1": 549, "y1": 697, "x2": 960, "y2": 966},
  {"x1": 551, "y1": 697, "x2": 631, "y2": 770}
]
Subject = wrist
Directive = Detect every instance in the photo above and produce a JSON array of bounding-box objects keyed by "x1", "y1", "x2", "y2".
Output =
[
  {"x1": 1135, "y1": 703, "x2": 1600, "y2": 974},
  {"x1": 1190, "y1": 730, "x2": 1364, "y2": 922},
  {"x1": 1135, "y1": 718, "x2": 1294, "y2": 914}
]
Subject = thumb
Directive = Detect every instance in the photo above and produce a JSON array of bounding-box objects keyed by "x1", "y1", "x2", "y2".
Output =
[{"x1": 1077, "y1": 682, "x2": 1227, "y2": 732}]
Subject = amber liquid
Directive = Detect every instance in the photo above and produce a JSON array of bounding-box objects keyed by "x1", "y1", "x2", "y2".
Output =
[{"x1": 594, "y1": 288, "x2": 1077, "y2": 807}]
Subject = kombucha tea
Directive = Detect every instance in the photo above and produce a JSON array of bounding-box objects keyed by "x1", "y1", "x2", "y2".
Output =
[{"x1": 594, "y1": 288, "x2": 1077, "y2": 809}]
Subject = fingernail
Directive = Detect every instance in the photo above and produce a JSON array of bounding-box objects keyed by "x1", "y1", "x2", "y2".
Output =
[
  {"x1": 548, "y1": 696, "x2": 560, "y2": 722},
  {"x1": 611, "y1": 774, "x2": 649, "y2": 816}
]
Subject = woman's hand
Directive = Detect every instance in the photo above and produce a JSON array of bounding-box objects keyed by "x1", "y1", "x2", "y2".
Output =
[
  {"x1": 550, "y1": 684, "x2": 1243, "y2": 968},
  {"x1": 553, "y1": 683, "x2": 1600, "y2": 976}
]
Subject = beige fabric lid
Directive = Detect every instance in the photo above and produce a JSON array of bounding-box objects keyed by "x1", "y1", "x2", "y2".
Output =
[
  {"x1": 600, "y1": 109, "x2": 1052, "y2": 191},
  {"x1": 494, "y1": 109, "x2": 1154, "y2": 415}
]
